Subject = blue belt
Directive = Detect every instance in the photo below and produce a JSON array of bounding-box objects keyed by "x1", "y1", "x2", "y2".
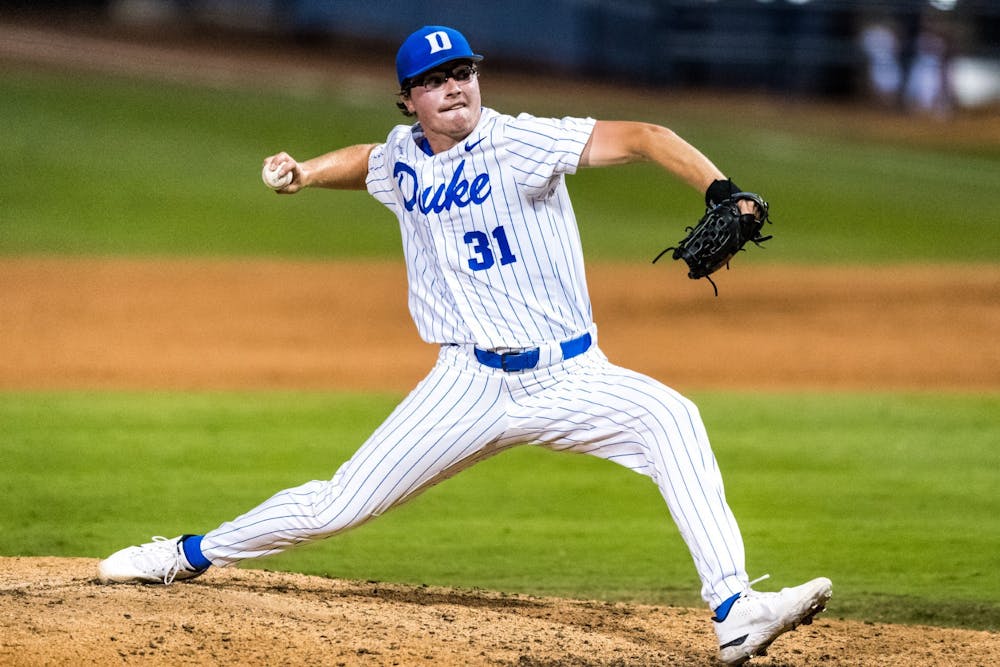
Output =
[{"x1": 474, "y1": 332, "x2": 592, "y2": 372}]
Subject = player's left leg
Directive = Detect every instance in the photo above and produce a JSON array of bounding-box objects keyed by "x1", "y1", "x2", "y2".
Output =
[
  {"x1": 512, "y1": 346, "x2": 747, "y2": 607},
  {"x1": 515, "y1": 347, "x2": 831, "y2": 663}
]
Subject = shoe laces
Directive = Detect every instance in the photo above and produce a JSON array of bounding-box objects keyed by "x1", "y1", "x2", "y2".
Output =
[
  {"x1": 738, "y1": 574, "x2": 789, "y2": 613},
  {"x1": 735, "y1": 574, "x2": 774, "y2": 604},
  {"x1": 131, "y1": 536, "x2": 184, "y2": 584}
]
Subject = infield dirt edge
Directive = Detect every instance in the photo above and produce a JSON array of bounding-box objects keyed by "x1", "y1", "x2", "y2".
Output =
[{"x1": 4, "y1": 556, "x2": 1000, "y2": 666}]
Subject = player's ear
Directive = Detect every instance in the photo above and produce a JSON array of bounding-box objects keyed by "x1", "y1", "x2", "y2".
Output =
[{"x1": 396, "y1": 91, "x2": 416, "y2": 117}]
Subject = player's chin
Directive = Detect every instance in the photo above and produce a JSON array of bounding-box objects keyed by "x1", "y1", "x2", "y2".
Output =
[
  {"x1": 437, "y1": 102, "x2": 471, "y2": 117},
  {"x1": 437, "y1": 106, "x2": 478, "y2": 132}
]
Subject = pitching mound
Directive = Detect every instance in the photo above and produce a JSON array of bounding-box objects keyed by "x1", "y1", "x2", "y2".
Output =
[{"x1": 2, "y1": 558, "x2": 997, "y2": 666}]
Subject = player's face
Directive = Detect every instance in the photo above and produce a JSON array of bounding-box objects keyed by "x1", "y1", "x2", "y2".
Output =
[{"x1": 404, "y1": 61, "x2": 482, "y2": 148}]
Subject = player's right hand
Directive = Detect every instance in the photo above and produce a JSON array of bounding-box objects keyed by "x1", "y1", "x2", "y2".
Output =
[{"x1": 262, "y1": 152, "x2": 304, "y2": 194}]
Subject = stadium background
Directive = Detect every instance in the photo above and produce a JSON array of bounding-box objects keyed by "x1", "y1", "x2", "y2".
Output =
[{"x1": 9, "y1": 0, "x2": 1000, "y2": 109}]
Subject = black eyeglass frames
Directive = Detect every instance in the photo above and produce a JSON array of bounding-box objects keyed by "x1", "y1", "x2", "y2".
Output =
[{"x1": 410, "y1": 64, "x2": 478, "y2": 92}]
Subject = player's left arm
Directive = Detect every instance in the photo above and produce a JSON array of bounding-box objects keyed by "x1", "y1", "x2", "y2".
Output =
[
  {"x1": 580, "y1": 120, "x2": 728, "y2": 196},
  {"x1": 582, "y1": 121, "x2": 761, "y2": 216}
]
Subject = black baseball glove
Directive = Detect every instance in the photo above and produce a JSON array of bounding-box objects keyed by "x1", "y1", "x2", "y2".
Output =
[{"x1": 653, "y1": 179, "x2": 772, "y2": 296}]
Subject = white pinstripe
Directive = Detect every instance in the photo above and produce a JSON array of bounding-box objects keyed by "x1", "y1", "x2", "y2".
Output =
[
  {"x1": 200, "y1": 108, "x2": 750, "y2": 608},
  {"x1": 367, "y1": 108, "x2": 594, "y2": 348},
  {"x1": 201, "y1": 345, "x2": 748, "y2": 606}
]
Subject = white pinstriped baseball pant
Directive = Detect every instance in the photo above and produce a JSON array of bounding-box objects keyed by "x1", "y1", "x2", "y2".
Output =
[{"x1": 200, "y1": 342, "x2": 748, "y2": 607}]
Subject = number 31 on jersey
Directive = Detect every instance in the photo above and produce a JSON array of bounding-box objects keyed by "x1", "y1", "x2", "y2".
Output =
[{"x1": 464, "y1": 225, "x2": 517, "y2": 271}]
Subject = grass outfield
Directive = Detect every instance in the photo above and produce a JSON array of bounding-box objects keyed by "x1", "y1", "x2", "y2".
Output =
[
  {"x1": 3, "y1": 67, "x2": 999, "y2": 262},
  {"x1": 3, "y1": 391, "x2": 997, "y2": 630}
]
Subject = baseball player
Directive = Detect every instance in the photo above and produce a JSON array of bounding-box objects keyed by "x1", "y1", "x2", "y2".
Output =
[{"x1": 99, "y1": 25, "x2": 831, "y2": 664}]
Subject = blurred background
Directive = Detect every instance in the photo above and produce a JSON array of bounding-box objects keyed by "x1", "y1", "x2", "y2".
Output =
[{"x1": 2, "y1": 0, "x2": 998, "y2": 117}]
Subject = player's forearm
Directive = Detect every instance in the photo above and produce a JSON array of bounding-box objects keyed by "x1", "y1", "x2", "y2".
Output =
[
  {"x1": 584, "y1": 121, "x2": 725, "y2": 194},
  {"x1": 299, "y1": 144, "x2": 377, "y2": 190},
  {"x1": 640, "y1": 124, "x2": 726, "y2": 193}
]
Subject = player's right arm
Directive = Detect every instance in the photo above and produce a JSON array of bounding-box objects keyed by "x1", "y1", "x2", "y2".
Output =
[{"x1": 263, "y1": 144, "x2": 377, "y2": 193}]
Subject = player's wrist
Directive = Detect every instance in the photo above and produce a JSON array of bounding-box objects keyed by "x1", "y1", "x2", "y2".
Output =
[
  {"x1": 705, "y1": 178, "x2": 741, "y2": 207},
  {"x1": 295, "y1": 164, "x2": 314, "y2": 189}
]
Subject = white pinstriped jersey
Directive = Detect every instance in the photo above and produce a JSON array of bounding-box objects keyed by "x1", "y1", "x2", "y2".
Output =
[
  {"x1": 367, "y1": 107, "x2": 597, "y2": 349},
  {"x1": 197, "y1": 105, "x2": 751, "y2": 611}
]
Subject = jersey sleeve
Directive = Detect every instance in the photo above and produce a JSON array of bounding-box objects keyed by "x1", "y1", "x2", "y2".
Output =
[
  {"x1": 366, "y1": 123, "x2": 418, "y2": 211},
  {"x1": 503, "y1": 114, "x2": 596, "y2": 199},
  {"x1": 365, "y1": 141, "x2": 396, "y2": 211}
]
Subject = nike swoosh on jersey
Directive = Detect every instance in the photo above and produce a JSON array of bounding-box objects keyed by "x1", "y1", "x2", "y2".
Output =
[{"x1": 464, "y1": 137, "x2": 485, "y2": 151}]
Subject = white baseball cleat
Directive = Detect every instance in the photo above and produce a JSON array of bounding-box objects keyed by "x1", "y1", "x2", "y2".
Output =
[
  {"x1": 98, "y1": 535, "x2": 206, "y2": 585},
  {"x1": 713, "y1": 575, "x2": 832, "y2": 665}
]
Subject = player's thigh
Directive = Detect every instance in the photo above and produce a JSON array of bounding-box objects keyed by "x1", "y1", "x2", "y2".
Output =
[
  {"x1": 523, "y1": 355, "x2": 710, "y2": 476},
  {"x1": 330, "y1": 358, "x2": 510, "y2": 513}
]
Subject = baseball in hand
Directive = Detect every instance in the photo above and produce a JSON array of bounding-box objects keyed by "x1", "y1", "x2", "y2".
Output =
[{"x1": 262, "y1": 164, "x2": 293, "y2": 190}]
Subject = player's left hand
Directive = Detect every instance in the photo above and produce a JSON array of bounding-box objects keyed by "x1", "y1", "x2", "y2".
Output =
[
  {"x1": 653, "y1": 191, "x2": 772, "y2": 296},
  {"x1": 736, "y1": 197, "x2": 761, "y2": 217}
]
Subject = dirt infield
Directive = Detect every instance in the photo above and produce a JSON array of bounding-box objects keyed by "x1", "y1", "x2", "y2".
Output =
[
  {"x1": 2, "y1": 258, "x2": 998, "y2": 392},
  {"x1": 2, "y1": 558, "x2": 999, "y2": 667},
  {"x1": 2, "y1": 258, "x2": 999, "y2": 665}
]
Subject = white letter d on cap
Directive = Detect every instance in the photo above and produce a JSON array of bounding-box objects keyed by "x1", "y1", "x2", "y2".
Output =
[{"x1": 424, "y1": 31, "x2": 452, "y2": 54}]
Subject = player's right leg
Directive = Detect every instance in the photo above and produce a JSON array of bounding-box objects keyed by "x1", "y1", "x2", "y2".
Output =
[
  {"x1": 98, "y1": 535, "x2": 207, "y2": 584},
  {"x1": 98, "y1": 346, "x2": 510, "y2": 583}
]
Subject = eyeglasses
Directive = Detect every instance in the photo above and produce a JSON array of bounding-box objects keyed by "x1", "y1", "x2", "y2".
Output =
[{"x1": 411, "y1": 64, "x2": 478, "y2": 91}]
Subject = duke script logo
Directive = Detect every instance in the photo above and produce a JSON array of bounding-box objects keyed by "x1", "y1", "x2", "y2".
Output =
[{"x1": 394, "y1": 159, "x2": 492, "y2": 214}]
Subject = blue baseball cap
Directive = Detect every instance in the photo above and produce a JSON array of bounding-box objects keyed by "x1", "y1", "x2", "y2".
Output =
[{"x1": 396, "y1": 25, "x2": 483, "y2": 87}]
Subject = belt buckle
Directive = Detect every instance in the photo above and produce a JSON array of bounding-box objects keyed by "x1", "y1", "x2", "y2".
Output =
[
  {"x1": 497, "y1": 348, "x2": 539, "y2": 372},
  {"x1": 500, "y1": 353, "x2": 515, "y2": 372}
]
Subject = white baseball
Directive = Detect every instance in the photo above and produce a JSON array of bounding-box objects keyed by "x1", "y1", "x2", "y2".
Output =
[{"x1": 262, "y1": 164, "x2": 293, "y2": 190}]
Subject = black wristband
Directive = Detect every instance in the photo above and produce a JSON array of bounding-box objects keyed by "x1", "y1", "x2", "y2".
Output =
[{"x1": 705, "y1": 178, "x2": 741, "y2": 207}]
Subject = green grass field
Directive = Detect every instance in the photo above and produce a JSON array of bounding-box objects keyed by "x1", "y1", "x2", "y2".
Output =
[
  {"x1": 3, "y1": 67, "x2": 998, "y2": 260},
  {"x1": 2, "y1": 391, "x2": 997, "y2": 630},
  {"x1": 1, "y1": 65, "x2": 998, "y2": 632}
]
